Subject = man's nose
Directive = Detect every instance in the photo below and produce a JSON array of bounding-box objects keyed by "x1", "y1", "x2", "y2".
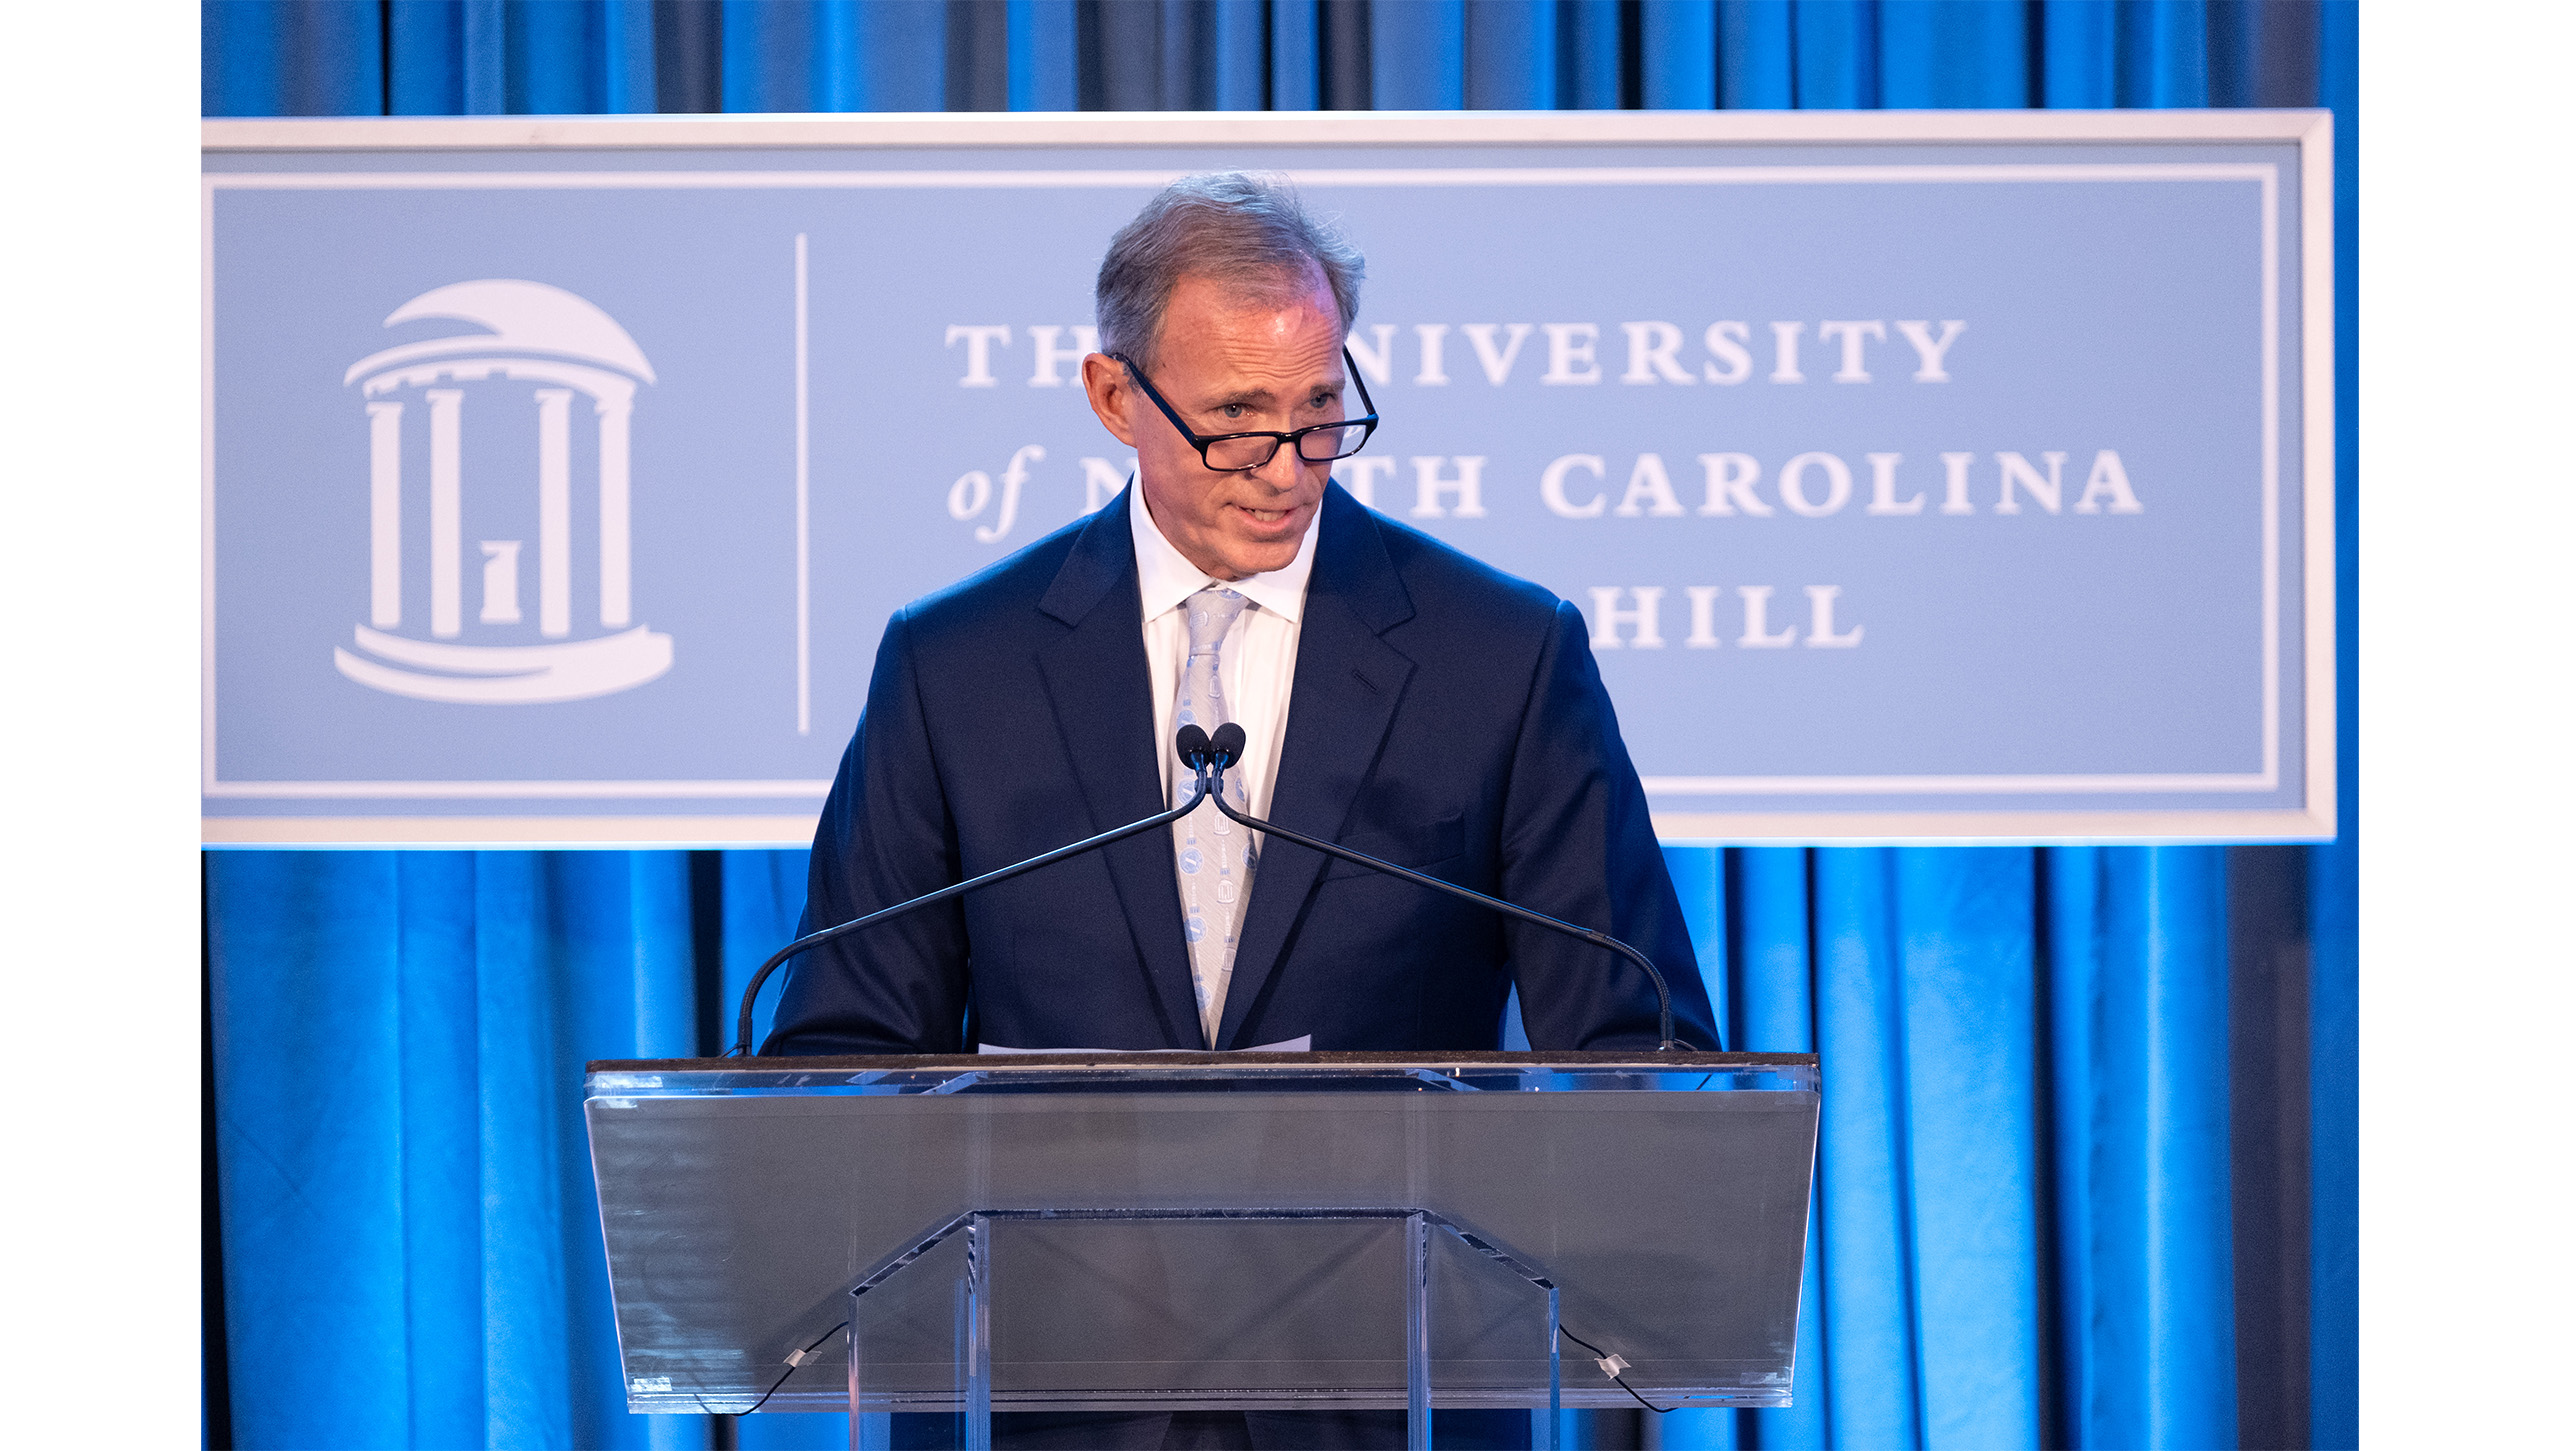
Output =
[{"x1": 1249, "y1": 442, "x2": 1314, "y2": 493}]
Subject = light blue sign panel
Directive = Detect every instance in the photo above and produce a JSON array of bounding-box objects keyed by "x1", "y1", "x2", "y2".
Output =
[{"x1": 202, "y1": 114, "x2": 2333, "y2": 845}]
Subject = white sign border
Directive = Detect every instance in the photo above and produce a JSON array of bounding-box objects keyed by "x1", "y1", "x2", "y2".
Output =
[{"x1": 200, "y1": 110, "x2": 2334, "y2": 845}]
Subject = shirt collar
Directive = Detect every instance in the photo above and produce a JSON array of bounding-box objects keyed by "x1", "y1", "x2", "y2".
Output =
[{"x1": 1128, "y1": 465, "x2": 1321, "y2": 626}]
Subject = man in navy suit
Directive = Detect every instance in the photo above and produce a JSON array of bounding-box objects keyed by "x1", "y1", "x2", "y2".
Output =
[{"x1": 767, "y1": 173, "x2": 1715, "y2": 1447}]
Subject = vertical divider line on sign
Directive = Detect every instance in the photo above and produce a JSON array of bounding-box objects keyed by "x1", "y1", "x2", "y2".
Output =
[{"x1": 796, "y1": 231, "x2": 813, "y2": 735}]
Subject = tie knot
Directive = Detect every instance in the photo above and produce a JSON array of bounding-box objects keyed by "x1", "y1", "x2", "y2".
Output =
[{"x1": 1182, "y1": 587, "x2": 1251, "y2": 652}]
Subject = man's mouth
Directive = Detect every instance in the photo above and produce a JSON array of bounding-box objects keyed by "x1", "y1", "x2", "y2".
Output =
[{"x1": 1237, "y1": 505, "x2": 1291, "y2": 525}]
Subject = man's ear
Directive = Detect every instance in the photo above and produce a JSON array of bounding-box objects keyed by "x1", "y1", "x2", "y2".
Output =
[{"x1": 1081, "y1": 352, "x2": 1140, "y2": 448}]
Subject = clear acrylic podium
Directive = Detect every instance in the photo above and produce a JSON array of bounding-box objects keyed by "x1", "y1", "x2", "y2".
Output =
[{"x1": 584, "y1": 1052, "x2": 1818, "y2": 1449}]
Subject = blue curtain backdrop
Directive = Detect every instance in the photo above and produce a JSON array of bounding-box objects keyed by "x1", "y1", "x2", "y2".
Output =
[{"x1": 202, "y1": 4, "x2": 2358, "y2": 1449}]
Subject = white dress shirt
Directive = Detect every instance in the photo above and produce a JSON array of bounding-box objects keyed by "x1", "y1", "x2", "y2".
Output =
[{"x1": 1128, "y1": 470, "x2": 1318, "y2": 1038}]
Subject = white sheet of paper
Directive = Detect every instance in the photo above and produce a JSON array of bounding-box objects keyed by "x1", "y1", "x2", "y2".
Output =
[{"x1": 977, "y1": 1035, "x2": 1313, "y2": 1055}]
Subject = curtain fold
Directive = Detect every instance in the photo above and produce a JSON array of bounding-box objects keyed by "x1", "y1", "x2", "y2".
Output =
[
  {"x1": 208, "y1": 851, "x2": 701, "y2": 1449},
  {"x1": 2043, "y1": 847, "x2": 2241, "y2": 1450},
  {"x1": 202, "y1": 4, "x2": 2352, "y2": 1448},
  {"x1": 1639, "y1": 2, "x2": 1717, "y2": 110},
  {"x1": 1370, "y1": 0, "x2": 1462, "y2": 110},
  {"x1": 2306, "y1": 12, "x2": 2358, "y2": 1448},
  {"x1": 1876, "y1": 2, "x2": 2028, "y2": 108}
]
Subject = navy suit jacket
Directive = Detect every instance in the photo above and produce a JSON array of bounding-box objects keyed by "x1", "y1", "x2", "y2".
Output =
[{"x1": 765, "y1": 482, "x2": 1719, "y2": 1055}]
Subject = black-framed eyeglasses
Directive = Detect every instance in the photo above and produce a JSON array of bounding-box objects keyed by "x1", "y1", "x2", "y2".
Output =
[{"x1": 1109, "y1": 348, "x2": 1380, "y2": 472}]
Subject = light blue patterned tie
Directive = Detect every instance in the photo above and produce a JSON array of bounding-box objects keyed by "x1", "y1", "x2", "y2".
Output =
[{"x1": 1173, "y1": 587, "x2": 1257, "y2": 1043}]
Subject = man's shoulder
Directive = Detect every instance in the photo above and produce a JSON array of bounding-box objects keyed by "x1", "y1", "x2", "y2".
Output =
[
  {"x1": 895, "y1": 510, "x2": 1107, "y2": 644},
  {"x1": 1360, "y1": 506, "x2": 1565, "y2": 636}
]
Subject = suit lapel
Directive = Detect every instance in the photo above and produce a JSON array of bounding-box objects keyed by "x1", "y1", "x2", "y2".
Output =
[
  {"x1": 1034, "y1": 490, "x2": 1203, "y2": 1049},
  {"x1": 1215, "y1": 486, "x2": 1415, "y2": 1049}
]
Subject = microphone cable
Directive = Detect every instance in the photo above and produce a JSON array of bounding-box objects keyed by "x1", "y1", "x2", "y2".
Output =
[
  {"x1": 1558, "y1": 1322, "x2": 1672, "y2": 1414},
  {"x1": 693, "y1": 1320, "x2": 847, "y2": 1418}
]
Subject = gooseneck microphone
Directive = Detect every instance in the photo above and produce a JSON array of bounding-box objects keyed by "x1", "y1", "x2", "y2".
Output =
[
  {"x1": 729, "y1": 725, "x2": 1227, "y2": 1056},
  {"x1": 731, "y1": 722, "x2": 1688, "y2": 1055},
  {"x1": 1196, "y1": 723, "x2": 1691, "y2": 1052}
]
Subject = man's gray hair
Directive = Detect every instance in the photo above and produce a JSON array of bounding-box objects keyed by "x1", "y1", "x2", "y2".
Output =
[{"x1": 1094, "y1": 172, "x2": 1365, "y2": 370}]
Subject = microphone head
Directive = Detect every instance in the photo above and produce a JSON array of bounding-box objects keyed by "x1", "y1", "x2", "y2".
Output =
[
  {"x1": 1175, "y1": 724, "x2": 1212, "y2": 770},
  {"x1": 1208, "y1": 722, "x2": 1247, "y2": 769}
]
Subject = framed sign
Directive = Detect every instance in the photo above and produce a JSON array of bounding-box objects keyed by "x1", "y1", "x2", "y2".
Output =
[{"x1": 201, "y1": 110, "x2": 2333, "y2": 845}]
